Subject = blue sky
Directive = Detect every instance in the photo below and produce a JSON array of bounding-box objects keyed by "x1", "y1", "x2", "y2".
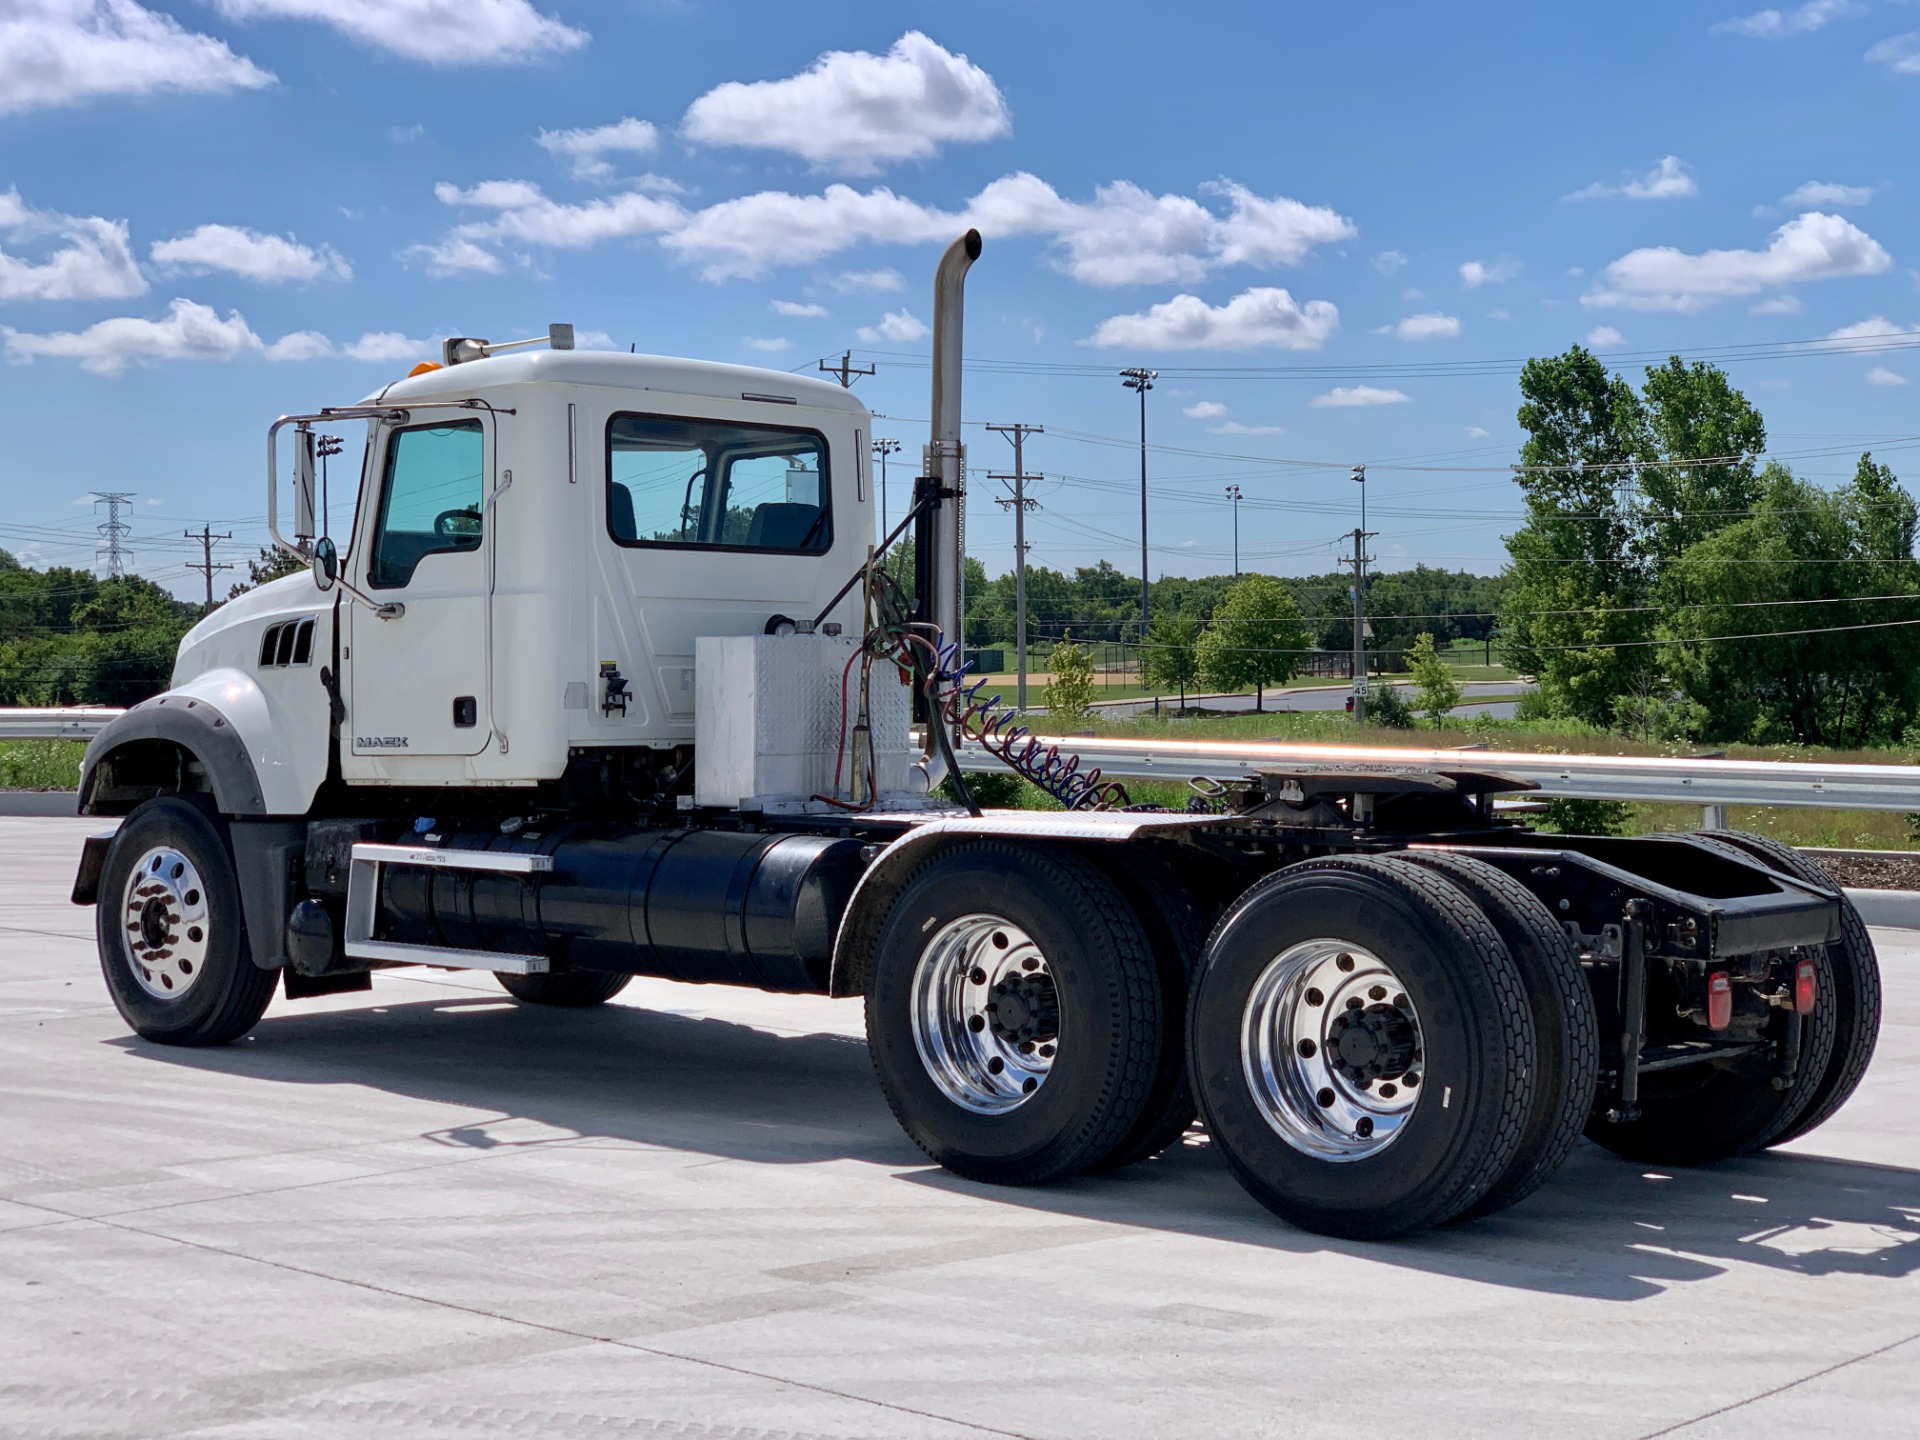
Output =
[{"x1": 3, "y1": 0, "x2": 1919, "y2": 596}]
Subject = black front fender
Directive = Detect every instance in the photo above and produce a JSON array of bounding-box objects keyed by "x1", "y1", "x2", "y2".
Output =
[{"x1": 79, "y1": 695, "x2": 266, "y2": 817}]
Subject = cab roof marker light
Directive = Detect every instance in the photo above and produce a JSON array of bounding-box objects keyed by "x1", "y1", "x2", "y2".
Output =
[{"x1": 443, "y1": 323, "x2": 575, "y2": 366}]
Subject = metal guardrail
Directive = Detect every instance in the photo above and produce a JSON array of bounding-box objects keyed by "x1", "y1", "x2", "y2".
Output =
[
  {"x1": 0, "y1": 708, "x2": 122, "y2": 741},
  {"x1": 956, "y1": 735, "x2": 1920, "y2": 814},
  {"x1": 5, "y1": 708, "x2": 1920, "y2": 814}
]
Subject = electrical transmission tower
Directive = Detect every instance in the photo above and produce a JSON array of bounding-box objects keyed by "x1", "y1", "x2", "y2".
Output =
[
  {"x1": 93, "y1": 492, "x2": 135, "y2": 578},
  {"x1": 986, "y1": 422, "x2": 1043, "y2": 712},
  {"x1": 185, "y1": 525, "x2": 234, "y2": 612}
]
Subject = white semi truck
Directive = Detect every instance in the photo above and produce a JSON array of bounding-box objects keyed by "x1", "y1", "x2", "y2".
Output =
[{"x1": 71, "y1": 233, "x2": 1879, "y2": 1238}]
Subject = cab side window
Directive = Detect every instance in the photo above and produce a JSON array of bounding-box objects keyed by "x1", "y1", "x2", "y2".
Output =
[
  {"x1": 368, "y1": 421, "x2": 486, "y2": 588},
  {"x1": 607, "y1": 414, "x2": 832, "y2": 554}
]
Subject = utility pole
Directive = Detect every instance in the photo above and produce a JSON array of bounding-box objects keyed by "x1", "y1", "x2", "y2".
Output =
[
  {"x1": 92, "y1": 491, "x2": 134, "y2": 578},
  {"x1": 1348, "y1": 465, "x2": 1373, "y2": 722},
  {"x1": 987, "y1": 422, "x2": 1043, "y2": 712},
  {"x1": 820, "y1": 351, "x2": 875, "y2": 389},
  {"x1": 316, "y1": 433, "x2": 343, "y2": 538},
  {"x1": 1224, "y1": 484, "x2": 1242, "y2": 576},
  {"x1": 184, "y1": 525, "x2": 233, "y2": 613},
  {"x1": 872, "y1": 437, "x2": 901, "y2": 547},
  {"x1": 1119, "y1": 368, "x2": 1156, "y2": 640}
]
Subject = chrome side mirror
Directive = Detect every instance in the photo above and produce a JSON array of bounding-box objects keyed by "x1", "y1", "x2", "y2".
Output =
[{"x1": 312, "y1": 535, "x2": 338, "y2": 593}]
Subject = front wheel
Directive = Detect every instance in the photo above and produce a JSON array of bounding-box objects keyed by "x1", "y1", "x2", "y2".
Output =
[
  {"x1": 864, "y1": 841, "x2": 1163, "y2": 1185},
  {"x1": 96, "y1": 796, "x2": 276, "y2": 1047}
]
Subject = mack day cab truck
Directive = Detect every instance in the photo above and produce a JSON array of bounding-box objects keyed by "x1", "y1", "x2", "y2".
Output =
[{"x1": 70, "y1": 232, "x2": 1881, "y2": 1240}]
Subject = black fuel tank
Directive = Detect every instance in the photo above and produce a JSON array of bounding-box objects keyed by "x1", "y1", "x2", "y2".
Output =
[{"x1": 379, "y1": 824, "x2": 865, "y2": 993}]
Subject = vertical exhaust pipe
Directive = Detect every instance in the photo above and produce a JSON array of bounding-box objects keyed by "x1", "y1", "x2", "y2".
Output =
[{"x1": 921, "y1": 230, "x2": 982, "y2": 650}]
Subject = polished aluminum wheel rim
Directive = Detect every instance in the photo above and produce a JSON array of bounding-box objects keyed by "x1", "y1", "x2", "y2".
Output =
[
  {"x1": 910, "y1": 914, "x2": 1058, "y2": 1114},
  {"x1": 121, "y1": 846, "x2": 211, "y2": 1001},
  {"x1": 1241, "y1": 938, "x2": 1423, "y2": 1162}
]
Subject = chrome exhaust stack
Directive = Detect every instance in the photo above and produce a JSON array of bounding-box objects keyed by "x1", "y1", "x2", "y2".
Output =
[{"x1": 922, "y1": 229, "x2": 981, "y2": 650}]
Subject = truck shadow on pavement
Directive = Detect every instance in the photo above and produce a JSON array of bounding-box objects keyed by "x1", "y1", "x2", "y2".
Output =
[{"x1": 117, "y1": 990, "x2": 1920, "y2": 1304}]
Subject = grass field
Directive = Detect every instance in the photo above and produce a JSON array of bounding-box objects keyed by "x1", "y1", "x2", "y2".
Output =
[{"x1": 0, "y1": 740, "x2": 84, "y2": 790}]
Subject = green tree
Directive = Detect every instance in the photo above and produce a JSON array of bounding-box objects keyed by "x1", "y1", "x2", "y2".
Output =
[
  {"x1": 226, "y1": 545, "x2": 307, "y2": 601},
  {"x1": 1498, "y1": 346, "x2": 1655, "y2": 725},
  {"x1": 1660, "y1": 461, "x2": 1920, "y2": 745},
  {"x1": 1638, "y1": 357, "x2": 1768, "y2": 562},
  {"x1": 1407, "y1": 632, "x2": 1462, "y2": 724},
  {"x1": 1194, "y1": 574, "x2": 1310, "y2": 711},
  {"x1": 1141, "y1": 613, "x2": 1200, "y2": 708},
  {"x1": 1043, "y1": 634, "x2": 1096, "y2": 719}
]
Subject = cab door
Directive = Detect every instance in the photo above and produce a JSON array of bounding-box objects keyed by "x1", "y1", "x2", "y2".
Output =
[{"x1": 345, "y1": 418, "x2": 493, "y2": 762}]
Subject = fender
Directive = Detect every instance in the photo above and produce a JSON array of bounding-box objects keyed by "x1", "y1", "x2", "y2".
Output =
[
  {"x1": 825, "y1": 810, "x2": 1225, "y2": 997},
  {"x1": 79, "y1": 690, "x2": 266, "y2": 816}
]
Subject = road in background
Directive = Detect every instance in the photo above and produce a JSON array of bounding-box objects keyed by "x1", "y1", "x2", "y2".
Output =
[
  {"x1": 3, "y1": 816, "x2": 1915, "y2": 1438},
  {"x1": 1087, "y1": 679, "x2": 1527, "y2": 720}
]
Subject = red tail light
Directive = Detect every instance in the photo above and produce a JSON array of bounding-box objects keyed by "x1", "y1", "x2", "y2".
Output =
[
  {"x1": 1794, "y1": 958, "x2": 1817, "y2": 1015},
  {"x1": 1706, "y1": 971, "x2": 1732, "y2": 1030}
]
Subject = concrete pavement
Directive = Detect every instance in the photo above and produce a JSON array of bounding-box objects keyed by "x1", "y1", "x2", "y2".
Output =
[{"x1": 2, "y1": 816, "x2": 1917, "y2": 1439}]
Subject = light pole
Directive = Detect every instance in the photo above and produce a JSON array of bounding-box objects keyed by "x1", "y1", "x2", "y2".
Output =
[
  {"x1": 872, "y1": 437, "x2": 901, "y2": 548},
  {"x1": 1119, "y1": 368, "x2": 1156, "y2": 642},
  {"x1": 1349, "y1": 465, "x2": 1371, "y2": 721},
  {"x1": 1224, "y1": 484, "x2": 1242, "y2": 576}
]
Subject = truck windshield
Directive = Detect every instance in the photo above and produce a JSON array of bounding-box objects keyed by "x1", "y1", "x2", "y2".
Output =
[{"x1": 607, "y1": 413, "x2": 831, "y2": 554}]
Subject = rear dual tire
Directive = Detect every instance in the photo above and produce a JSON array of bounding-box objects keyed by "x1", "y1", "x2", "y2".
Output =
[
  {"x1": 1188, "y1": 856, "x2": 1540, "y2": 1239},
  {"x1": 864, "y1": 841, "x2": 1164, "y2": 1186}
]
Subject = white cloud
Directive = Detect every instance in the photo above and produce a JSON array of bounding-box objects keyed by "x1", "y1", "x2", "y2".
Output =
[
  {"x1": 681, "y1": 31, "x2": 1009, "y2": 173},
  {"x1": 1182, "y1": 400, "x2": 1227, "y2": 419},
  {"x1": 263, "y1": 329, "x2": 332, "y2": 361},
  {"x1": 1372, "y1": 249, "x2": 1408, "y2": 275},
  {"x1": 1583, "y1": 211, "x2": 1891, "y2": 311},
  {"x1": 388, "y1": 122, "x2": 424, "y2": 143},
  {"x1": 743, "y1": 336, "x2": 790, "y2": 352},
  {"x1": 1784, "y1": 180, "x2": 1874, "y2": 207},
  {"x1": 1379, "y1": 311, "x2": 1460, "y2": 341},
  {"x1": 1210, "y1": 421, "x2": 1284, "y2": 435},
  {"x1": 1466, "y1": 426, "x2": 1491, "y2": 438},
  {"x1": 1751, "y1": 293, "x2": 1803, "y2": 314},
  {"x1": 209, "y1": 0, "x2": 585, "y2": 65},
  {"x1": 1565, "y1": 155, "x2": 1698, "y2": 202},
  {"x1": 151, "y1": 223, "x2": 350, "y2": 284},
  {"x1": 1868, "y1": 31, "x2": 1920, "y2": 72},
  {"x1": 0, "y1": 189, "x2": 145, "y2": 301},
  {"x1": 535, "y1": 116, "x2": 659, "y2": 182},
  {"x1": 0, "y1": 0, "x2": 274, "y2": 116},
  {"x1": 3, "y1": 297, "x2": 262, "y2": 375},
  {"x1": 1310, "y1": 385, "x2": 1409, "y2": 408},
  {"x1": 855, "y1": 308, "x2": 928, "y2": 343},
  {"x1": 415, "y1": 166, "x2": 1353, "y2": 287},
  {"x1": 827, "y1": 267, "x2": 904, "y2": 293},
  {"x1": 1088, "y1": 287, "x2": 1339, "y2": 352},
  {"x1": 1866, "y1": 365, "x2": 1908, "y2": 385},
  {"x1": 1714, "y1": 1, "x2": 1864, "y2": 38},
  {"x1": 771, "y1": 300, "x2": 827, "y2": 317},
  {"x1": 1822, "y1": 316, "x2": 1920, "y2": 351},
  {"x1": 1487, "y1": 307, "x2": 1511, "y2": 320},
  {"x1": 424, "y1": 179, "x2": 685, "y2": 268},
  {"x1": 264, "y1": 328, "x2": 431, "y2": 362},
  {"x1": 407, "y1": 235, "x2": 504, "y2": 276},
  {"x1": 1460, "y1": 257, "x2": 1520, "y2": 288},
  {"x1": 1585, "y1": 324, "x2": 1626, "y2": 349}
]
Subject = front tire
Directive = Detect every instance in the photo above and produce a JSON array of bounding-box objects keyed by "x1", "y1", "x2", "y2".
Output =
[
  {"x1": 1188, "y1": 857, "x2": 1537, "y2": 1239},
  {"x1": 865, "y1": 841, "x2": 1162, "y2": 1185},
  {"x1": 96, "y1": 796, "x2": 276, "y2": 1047}
]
